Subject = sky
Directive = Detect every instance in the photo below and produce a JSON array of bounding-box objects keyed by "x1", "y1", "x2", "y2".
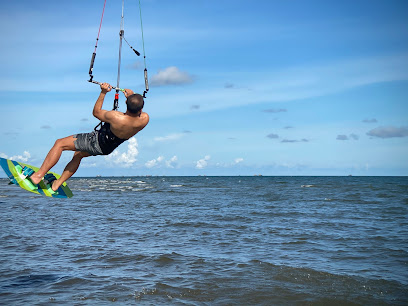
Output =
[{"x1": 0, "y1": 0, "x2": 407, "y2": 176}]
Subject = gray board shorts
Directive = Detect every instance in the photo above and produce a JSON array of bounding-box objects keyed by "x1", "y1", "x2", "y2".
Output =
[{"x1": 74, "y1": 131, "x2": 104, "y2": 156}]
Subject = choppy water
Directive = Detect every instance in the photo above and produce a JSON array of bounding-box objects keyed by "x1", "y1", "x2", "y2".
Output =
[{"x1": 0, "y1": 176, "x2": 407, "y2": 305}]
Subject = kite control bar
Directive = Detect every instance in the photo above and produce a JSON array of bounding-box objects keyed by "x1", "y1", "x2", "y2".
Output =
[{"x1": 88, "y1": 80, "x2": 126, "y2": 93}]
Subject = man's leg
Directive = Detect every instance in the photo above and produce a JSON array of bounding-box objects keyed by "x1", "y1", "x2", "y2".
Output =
[
  {"x1": 30, "y1": 135, "x2": 77, "y2": 185},
  {"x1": 51, "y1": 151, "x2": 90, "y2": 191}
]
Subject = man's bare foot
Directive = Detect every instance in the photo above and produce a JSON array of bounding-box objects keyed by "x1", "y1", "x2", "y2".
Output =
[
  {"x1": 28, "y1": 172, "x2": 43, "y2": 185},
  {"x1": 51, "y1": 180, "x2": 60, "y2": 192}
]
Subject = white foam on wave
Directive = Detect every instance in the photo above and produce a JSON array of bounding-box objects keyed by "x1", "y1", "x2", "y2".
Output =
[
  {"x1": 170, "y1": 185, "x2": 183, "y2": 188},
  {"x1": 301, "y1": 185, "x2": 314, "y2": 188},
  {"x1": 118, "y1": 186, "x2": 133, "y2": 190},
  {"x1": 132, "y1": 188, "x2": 145, "y2": 191}
]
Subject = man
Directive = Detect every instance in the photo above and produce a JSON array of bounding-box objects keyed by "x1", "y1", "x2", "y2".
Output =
[{"x1": 26, "y1": 83, "x2": 149, "y2": 193}]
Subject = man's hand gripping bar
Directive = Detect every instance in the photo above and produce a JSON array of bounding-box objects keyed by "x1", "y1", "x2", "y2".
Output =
[{"x1": 88, "y1": 80, "x2": 125, "y2": 93}]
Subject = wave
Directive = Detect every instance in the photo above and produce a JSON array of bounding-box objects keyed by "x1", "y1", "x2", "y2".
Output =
[
  {"x1": 131, "y1": 258, "x2": 408, "y2": 304},
  {"x1": 1, "y1": 274, "x2": 60, "y2": 289}
]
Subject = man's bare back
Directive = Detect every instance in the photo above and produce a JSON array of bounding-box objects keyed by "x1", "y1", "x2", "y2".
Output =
[{"x1": 93, "y1": 83, "x2": 149, "y2": 140}]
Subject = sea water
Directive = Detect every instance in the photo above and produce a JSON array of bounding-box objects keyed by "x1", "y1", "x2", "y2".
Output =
[{"x1": 0, "y1": 176, "x2": 407, "y2": 305}]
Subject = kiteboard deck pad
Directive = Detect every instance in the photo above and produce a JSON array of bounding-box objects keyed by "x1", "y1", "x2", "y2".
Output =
[{"x1": 0, "y1": 157, "x2": 73, "y2": 198}]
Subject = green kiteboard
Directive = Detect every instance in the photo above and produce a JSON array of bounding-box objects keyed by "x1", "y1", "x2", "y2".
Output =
[{"x1": 0, "y1": 157, "x2": 73, "y2": 198}]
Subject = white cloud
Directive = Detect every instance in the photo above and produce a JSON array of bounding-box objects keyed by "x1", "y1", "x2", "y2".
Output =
[
  {"x1": 105, "y1": 137, "x2": 139, "y2": 167},
  {"x1": 150, "y1": 66, "x2": 194, "y2": 86},
  {"x1": 145, "y1": 160, "x2": 156, "y2": 168},
  {"x1": 3, "y1": 151, "x2": 31, "y2": 162},
  {"x1": 145, "y1": 156, "x2": 178, "y2": 169},
  {"x1": 196, "y1": 155, "x2": 210, "y2": 169},
  {"x1": 234, "y1": 158, "x2": 244, "y2": 164},
  {"x1": 165, "y1": 156, "x2": 178, "y2": 168},
  {"x1": 153, "y1": 133, "x2": 185, "y2": 143},
  {"x1": 145, "y1": 156, "x2": 164, "y2": 168}
]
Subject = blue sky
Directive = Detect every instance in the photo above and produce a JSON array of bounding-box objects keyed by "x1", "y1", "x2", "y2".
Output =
[{"x1": 1, "y1": 0, "x2": 407, "y2": 176}]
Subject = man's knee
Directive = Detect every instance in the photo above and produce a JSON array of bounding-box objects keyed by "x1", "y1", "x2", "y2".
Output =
[
  {"x1": 54, "y1": 138, "x2": 65, "y2": 148},
  {"x1": 54, "y1": 136, "x2": 76, "y2": 151},
  {"x1": 74, "y1": 151, "x2": 90, "y2": 159}
]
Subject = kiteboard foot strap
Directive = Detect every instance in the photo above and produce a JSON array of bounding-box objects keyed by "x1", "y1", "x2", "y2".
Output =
[
  {"x1": 22, "y1": 166, "x2": 35, "y2": 178},
  {"x1": 43, "y1": 173, "x2": 59, "y2": 195},
  {"x1": 16, "y1": 166, "x2": 38, "y2": 191}
]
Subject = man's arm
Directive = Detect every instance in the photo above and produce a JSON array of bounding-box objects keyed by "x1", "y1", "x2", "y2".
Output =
[{"x1": 93, "y1": 83, "x2": 112, "y2": 122}]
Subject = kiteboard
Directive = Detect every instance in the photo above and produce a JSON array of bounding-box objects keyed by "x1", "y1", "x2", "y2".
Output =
[{"x1": 0, "y1": 157, "x2": 73, "y2": 198}]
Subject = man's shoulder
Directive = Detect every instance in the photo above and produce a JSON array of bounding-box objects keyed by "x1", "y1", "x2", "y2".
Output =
[
  {"x1": 140, "y1": 112, "x2": 149, "y2": 127},
  {"x1": 141, "y1": 112, "x2": 149, "y2": 120},
  {"x1": 106, "y1": 110, "x2": 123, "y2": 119}
]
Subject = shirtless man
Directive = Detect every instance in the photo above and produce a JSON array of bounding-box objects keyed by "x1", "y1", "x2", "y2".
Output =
[{"x1": 27, "y1": 83, "x2": 149, "y2": 193}]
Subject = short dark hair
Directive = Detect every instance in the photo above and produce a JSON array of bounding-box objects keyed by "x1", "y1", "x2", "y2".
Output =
[{"x1": 126, "y1": 94, "x2": 144, "y2": 114}]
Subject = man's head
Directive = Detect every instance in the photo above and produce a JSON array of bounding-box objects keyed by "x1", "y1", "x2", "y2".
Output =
[{"x1": 126, "y1": 93, "x2": 144, "y2": 114}]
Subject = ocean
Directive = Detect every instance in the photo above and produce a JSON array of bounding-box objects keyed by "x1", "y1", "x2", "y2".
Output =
[{"x1": 0, "y1": 176, "x2": 407, "y2": 305}]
